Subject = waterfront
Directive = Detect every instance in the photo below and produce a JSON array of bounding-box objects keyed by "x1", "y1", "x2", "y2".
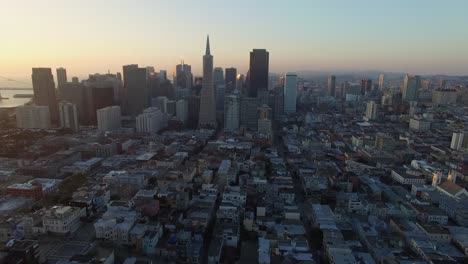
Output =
[{"x1": 0, "y1": 89, "x2": 33, "y2": 108}]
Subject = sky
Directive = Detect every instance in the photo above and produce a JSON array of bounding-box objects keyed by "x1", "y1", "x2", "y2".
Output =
[{"x1": 1, "y1": 0, "x2": 468, "y2": 84}]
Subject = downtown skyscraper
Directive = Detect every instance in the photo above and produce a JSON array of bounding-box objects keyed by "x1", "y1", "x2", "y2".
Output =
[
  {"x1": 402, "y1": 74, "x2": 421, "y2": 101},
  {"x1": 225, "y1": 67, "x2": 237, "y2": 94},
  {"x1": 56, "y1": 67, "x2": 68, "y2": 89},
  {"x1": 284, "y1": 73, "x2": 297, "y2": 113},
  {"x1": 328, "y1": 75, "x2": 336, "y2": 97},
  {"x1": 123, "y1": 64, "x2": 148, "y2": 116},
  {"x1": 198, "y1": 36, "x2": 217, "y2": 128},
  {"x1": 32, "y1": 68, "x2": 59, "y2": 125},
  {"x1": 247, "y1": 49, "x2": 269, "y2": 98}
]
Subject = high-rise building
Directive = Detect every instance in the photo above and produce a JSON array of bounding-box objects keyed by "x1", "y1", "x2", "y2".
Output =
[
  {"x1": 247, "y1": 49, "x2": 269, "y2": 97},
  {"x1": 279, "y1": 76, "x2": 285, "y2": 88},
  {"x1": 378, "y1": 73, "x2": 385, "y2": 91},
  {"x1": 451, "y1": 131, "x2": 468, "y2": 151},
  {"x1": 187, "y1": 95, "x2": 200, "y2": 129},
  {"x1": 225, "y1": 68, "x2": 237, "y2": 94},
  {"x1": 360, "y1": 79, "x2": 373, "y2": 95},
  {"x1": 198, "y1": 36, "x2": 217, "y2": 128},
  {"x1": 153, "y1": 96, "x2": 168, "y2": 113},
  {"x1": 87, "y1": 73, "x2": 122, "y2": 104},
  {"x1": 166, "y1": 100, "x2": 176, "y2": 116},
  {"x1": 328, "y1": 75, "x2": 336, "y2": 96},
  {"x1": 15, "y1": 105, "x2": 51, "y2": 129},
  {"x1": 402, "y1": 74, "x2": 421, "y2": 101},
  {"x1": 157, "y1": 70, "x2": 167, "y2": 81},
  {"x1": 56, "y1": 68, "x2": 68, "y2": 89},
  {"x1": 257, "y1": 104, "x2": 272, "y2": 135},
  {"x1": 176, "y1": 99, "x2": 188, "y2": 125},
  {"x1": 59, "y1": 82, "x2": 86, "y2": 124},
  {"x1": 240, "y1": 97, "x2": 259, "y2": 131},
  {"x1": 214, "y1": 67, "x2": 225, "y2": 112},
  {"x1": 284, "y1": 73, "x2": 297, "y2": 113},
  {"x1": 214, "y1": 67, "x2": 224, "y2": 86},
  {"x1": 224, "y1": 94, "x2": 240, "y2": 132},
  {"x1": 272, "y1": 86, "x2": 284, "y2": 119},
  {"x1": 32, "y1": 68, "x2": 59, "y2": 125},
  {"x1": 136, "y1": 107, "x2": 165, "y2": 133},
  {"x1": 236, "y1": 74, "x2": 245, "y2": 95},
  {"x1": 422, "y1": 80, "x2": 431, "y2": 91},
  {"x1": 83, "y1": 77, "x2": 116, "y2": 125},
  {"x1": 123, "y1": 64, "x2": 148, "y2": 116},
  {"x1": 97, "y1": 106, "x2": 121, "y2": 131},
  {"x1": 58, "y1": 101, "x2": 79, "y2": 132},
  {"x1": 365, "y1": 101, "x2": 378, "y2": 120},
  {"x1": 174, "y1": 62, "x2": 193, "y2": 90},
  {"x1": 71, "y1": 77, "x2": 79, "y2": 83}
]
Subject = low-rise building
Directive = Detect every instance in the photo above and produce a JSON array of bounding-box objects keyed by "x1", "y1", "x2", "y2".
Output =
[{"x1": 42, "y1": 206, "x2": 85, "y2": 234}]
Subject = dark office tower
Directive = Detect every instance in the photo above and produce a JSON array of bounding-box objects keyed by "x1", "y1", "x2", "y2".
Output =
[
  {"x1": 328, "y1": 75, "x2": 336, "y2": 96},
  {"x1": 174, "y1": 62, "x2": 193, "y2": 90},
  {"x1": 360, "y1": 79, "x2": 373, "y2": 95},
  {"x1": 247, "y1": 49, "x2": 269, "y2": 97},
  {"x1": 71, "y1": 77, "x2": 79, "y2": 83},
  {"x1": 59, "y1": 82, "x2": 86, "y2": 124},
  {"x1": 83, "y1": 78, "x2": 115, "y2": 125},
  {"x1": 32, "y1": 68, "x2": 59, "y2": 125},
  {"x1": 123, "y1": 64, "x2": 148, "y2": 116},
  {"x1": 225, "y1": 67, "x2": 237, "y2": 94},
  {"x1": 56, "y1": 67, "x2": 67, "y2": 89},
  {"x1": 272, "y1": 86, "x2": 284, "y2": 119},
  {"x1": 187, "y1": 95, "x2": 200, "y2": 129},
  {"x1": 198, "y1": 35, "x2": 217, "y2": 128},
  {"x1": 148, "y1": 73, "x2": 160, "y2": 99},
  {"x1": 240, "y1": 97, "x2": 260, "y2": 131},
  {"x1": 402, "y1": 74, "x2": 421, "y2": 101}
]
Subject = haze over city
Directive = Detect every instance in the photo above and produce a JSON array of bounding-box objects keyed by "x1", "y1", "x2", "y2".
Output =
[
  {"x1": 2, "y1": 1, "x2": 468, "y2": 264},
  {"x1": 1, "y1": 0, "x2": 468, "y2": 82}
]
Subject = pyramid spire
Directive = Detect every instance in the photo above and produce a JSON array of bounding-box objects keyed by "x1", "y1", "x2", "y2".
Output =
[{"x1": 205, "y1": 35, "x2": 211, "y2": 55}]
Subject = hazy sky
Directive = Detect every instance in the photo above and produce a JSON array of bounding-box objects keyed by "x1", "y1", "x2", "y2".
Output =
[{"x1": 1, "y1": 0, "x2": 468, "y2": 82}]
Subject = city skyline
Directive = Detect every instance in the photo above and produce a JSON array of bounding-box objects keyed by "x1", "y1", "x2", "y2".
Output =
[{"x1": 1, "y1": 0, "x2": 468, "y2": 82}]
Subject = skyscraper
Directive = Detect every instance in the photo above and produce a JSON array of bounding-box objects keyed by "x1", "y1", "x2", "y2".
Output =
[
  {"x1": 224, "y1": 94, "x2": 240, "y2": 132},
  {"x1": 257, "y1": 104, "x2": 272, "y2": 135},
  {"x1": 284, "y1": 73, "x2": 297, "y2": 113},
  {"x1": 176, "y1": 99, "x2": 188, "y2": 125},
  {"x1": 328, "y1": 75, "x2": 336, "y2": 96},
  {"x1": 360, "y1": 79, "x2": 373, "y2": 95},
  {"x1": 225, "y1": 68, "x2": 237, "y2": 94},
  {"x1": 32, "y1": 68, "x2": 59, "y2": 125},
  {"x1": 198, "y1": 35, "x2": 217, "y2": 128},
  {"x1": 402, "y1": 74, "x2": 421, "y2": 101},
  {"x1": 83, "y1": 76, "x2": 116, "y2": 125},
  {"x1": 174, "y1": 62, "x2": 193, "y2": 90},
  {"x1": 240, "y1": 97, "x2": 259, "y2": 131},
  {"x1": 123, "y1": 65, "x2": 148, "y2": 116},
  {"x1": 56, "y1": 67, "x2": 68, "y2": 89},
  {"x1": 58, "y1": 101, "x2": 79, "y2": 132},
  {"x1": 365, "y1": 101, "x2": 378, "y2": 120},
  {"x1": 214, "y1": 67, "x2": 225, "y2": 113},
  {"x1": 213, "y1": 67, "x2": 224, "y2": 86},
  {"x1": 59, "y1": 82, "x2": 85, "y2": 124},
  {"x1": 247, "y1": 49, "x2": 269, "y2": 97},
  {"x1": 187, "y1": 95, "x2": 200, "y2": 129},
  {"x1": 378, "y1": 73, "x2": 385, "y2": 91}
]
